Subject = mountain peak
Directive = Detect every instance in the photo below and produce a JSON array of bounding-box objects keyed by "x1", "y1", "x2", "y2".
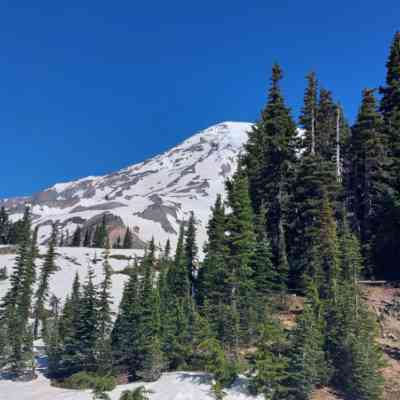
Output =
[{"x1": 1, "y1": 121, "x2": 253, "y2": 248}]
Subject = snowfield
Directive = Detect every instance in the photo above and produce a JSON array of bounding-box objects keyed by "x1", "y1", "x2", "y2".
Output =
[
  {"x1": 0, "y1": 246, "x2": 143, "y2": 311},
  {"x1": 0, "y1": 370, "x2": 260, "y2": 400}
]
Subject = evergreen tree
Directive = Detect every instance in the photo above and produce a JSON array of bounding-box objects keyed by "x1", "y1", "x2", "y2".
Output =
[
  {"x1": 167, "y1": 224, "x2": 190, "y2": 300},
  {"x1": 112, "y1": 268, "x2": 141, "y2": 375},
  {"x1": 163, "y1": 239, "x2": 171, "y2": 261},
  {"x1": 250, "y1": 319, "x2": 289, "y2": 400},
  {"x1": 380, "y1": 31, "x2": 400, "y2": 194},
  {"x1": 0, "y1": 207, "x2": 36, "y2": 376},
  {"x1": 305, "y1": 196, "x2": 341, "y2": 299},
  {"x1": 375, "y1": 32, "x2": 400, "y2": 280},
  {"x1": 199, "y1": 338, "x2": 238, "y2": 394},
  {"x1": 225, "y1": 172, "x2": 257, "y2": 350},
  {"x1": 136, "y1": 248, "x2": 163, "y2": 381},
  {"x1": 123, "y1": 227, "x2": 133, "y2": 249},
  {"x1": 290, "y1": 153, "x2": 339, "y2": 289},
  {"x1": 184, "y1": 211, "x2": 198, "y2": 298},
  {"x1": 77, "y1": 265, "x2": 99, "y2": 371},
  {"x1": 251, "y1": 208, "x2": 279, "y2": 296},
  {"x1": 84, "y1": 228, "x2": 92, "y2": 247},
  {"x1": 33, "y1": 223, "x2": 58, "y2": 338},
  {"x1": 242, "y1": 64, "x2": 297, "y2": 273},
  {"x1": 93, "y1": 215, "x2": 108, "y2": 248},
  {"x1": 0, "y1": 206, "x2": 10, "y2": 244},
  {"x1": 315, "y1": 88, "x2": 337, "y2": 162},
  {"x1": 52, "y1": 272, "x2": 83, "y2": 376},
  {"x1": 350, "y1": 89, "x2": 388, "y2": 274},
  {"x1": 196, "y1": 195, "x2": 229, "y2": 312},
  {"x1": 71, "y1": 226, "x2": 82, "y2": 247},
  {"x1": 320, "y1": 214, "x2": 385, "y2": 400},
  {"x1": 287, "y1": 282, "x2": 328, "y2": 400},
  {"x1": 96, "y1": 240, "x2": 114, "y2": 373},
  {"x1": 299, "y1": 72, "x2": 318, "y2": 156}
]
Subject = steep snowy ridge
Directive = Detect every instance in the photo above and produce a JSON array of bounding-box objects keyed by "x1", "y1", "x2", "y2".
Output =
[{"x1": 1, "y1": 122, "x2": 252, "y2": 249}]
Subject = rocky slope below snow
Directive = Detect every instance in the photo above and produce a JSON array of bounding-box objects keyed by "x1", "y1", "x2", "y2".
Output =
[{"x1": 1, "y1": 122, "x2": 252, "y2": 249}]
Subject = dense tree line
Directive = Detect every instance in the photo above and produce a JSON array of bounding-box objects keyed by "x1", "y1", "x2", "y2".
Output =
[
  {"x1": 2, "y1": 31, "x2": 400, "y2": 400},
  {"x1": 0, "y1": 206, "x2": 31, "y2": 245}
]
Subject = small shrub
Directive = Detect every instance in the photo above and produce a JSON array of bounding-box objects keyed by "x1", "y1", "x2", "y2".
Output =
[
  {"x1": 59, "y1": 371, "x2": 116, "y2": 391},
  {"x1": 119, "y1": 386, "x2": 152, "y2": 400},
  {"x1": 110, "y1": 254, "x2": 133, "y2": 261}
]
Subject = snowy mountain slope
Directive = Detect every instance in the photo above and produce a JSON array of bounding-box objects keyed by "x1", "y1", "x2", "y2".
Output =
[
  {"x1": 0, "y1": 246, "x2": 142, "y2": 312},
  {"x1": 0, "y1": 122, "x2": 252, "y2": 249}
]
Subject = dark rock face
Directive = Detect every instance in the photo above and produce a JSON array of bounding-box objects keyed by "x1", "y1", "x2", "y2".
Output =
[
  {"x1": 70, "y1": 202, "x2": 127, "y2": 213},
  {"x1": 134, "y1": 196, "x2": 181, "y2": 234}
]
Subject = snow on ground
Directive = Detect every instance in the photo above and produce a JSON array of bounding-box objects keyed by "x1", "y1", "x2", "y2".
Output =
[
  {"x1": 0, "y1": 246, "x2": 143, "y2": 311},
  {"x1": 0, "y1": 370, "x2": 260, "y2": 400},
  {"x1": 0, "y1": 244, "x2": 261, "y2": 400}
]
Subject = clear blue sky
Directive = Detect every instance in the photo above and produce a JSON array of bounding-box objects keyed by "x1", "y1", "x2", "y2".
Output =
[{"x1": 1, "y1": 1, "x2": 399, "y2": 197}]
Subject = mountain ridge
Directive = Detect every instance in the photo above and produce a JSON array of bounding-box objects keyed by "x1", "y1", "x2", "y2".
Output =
[{"x1": 1, "y1": 121, "x2": 253, "y2": 248}]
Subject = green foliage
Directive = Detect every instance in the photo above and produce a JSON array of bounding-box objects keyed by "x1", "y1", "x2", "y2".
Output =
[
  {"x1": 0, "y1": 207, "x2": 37, "y2": 376},
  {"x1": 123, "y1": 227, "x2": 133, "y2": 249},
  {"x1": 119, "y1": 386, "x2": 152, "y2": 400},
  {"x1": 287, "y1": 283, "x2": 329, "y2": 400},
  {"x1": 34, "y1": 223, "x2": 58, "y2": 338},
  {"x1": 249, "y1": 320, "x2": 289, "y2": 400},
  {"x1": 93, "y1": 215, "x2": 108, "y2": 248},
  {"x1": 59, "y1": 371, "x2": 116, "y2": 391},
  {"x1": 199, "y1": 338, "x2": 237, "y2": 388}
]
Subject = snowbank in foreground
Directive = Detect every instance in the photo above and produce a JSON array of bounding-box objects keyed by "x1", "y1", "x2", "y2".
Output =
[{"x1": 0, "y1": 371, "x2": 260, "y2": 400}]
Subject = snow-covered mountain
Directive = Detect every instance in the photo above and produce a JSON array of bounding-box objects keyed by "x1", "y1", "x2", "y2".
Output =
[{"x1": 1, "y1": 122, "x2": 252, "y2": 249}]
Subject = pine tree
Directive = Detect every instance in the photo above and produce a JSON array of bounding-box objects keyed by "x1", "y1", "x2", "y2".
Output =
[
  {"x1": 380, "y1": 31, "x2": 400, "y2": 194},
  {"x1": 350, "y1": 89, "x2": 388, "y2": 275},
  {"x1": 287, "y1": 282, "x2": 328, "y2": 400},
  {"x1": 375, "y1": 32, "x2": 400, "y2": 280},
  {"x1": 242, "y1": 64, "x2": 297, "y2": 273},
  {"x1": 93, "y1": 215, "x2": 108, "y2": 248},
  {"x1": 71, "y1": 226, "x2": 82, "y2": 247},
  {"x1": 0, "y1": 207, "x2": 36, "y2": 376},
  {"x1": 167, "y1": 224, "x2": 190, "y2": 300},
  {"x1": 196, "y1": 195, "x2": 229, "y2": 312},
  {"x1": 163, "y1": 239, "x2": 171, "y2": 261},
  {"x1": 33, "y1": 223, "x2": 58, "y2": 338},
  {"x1": 290, "y1": 153, "x2": 340, "y2": 290},
  {"x1": 184, "y1": 211, "x2": 198, "y2": 298},
  {"x1": 123, "y1": 227, "x2": 133, "y2": 249},
  {"x1": 77, "y1": 265, "x2": 99, "y2": 371},
  {"x1": 199, "y1": 338, "x2": 238, "y2": 390},
  {"x1": 316, "y1": 88, "x2": 337, "y2": 162},
  {"x1": 251, "y1": 208, "x2": 279, "y2": 296},
  {"x1": 323, "y1": 219, "x2": 384, "y2": 400},
  {"x1": 299, "y1": 72, "x2": 318, "y2": 156},
  {"x1": 136, "y1": 249, "x2": 164, "y2": 381},
  {"x1": 305, "y1": 196, "x2": 341, "y2": 300},
  {"x1": 250, "y1": 319, "x2": 289, "y2": 400},
  {"x1": 83, "y1": 228, "x2": 92, "y2": 247},
  {"x1": 112, "y1": 268, "x2": 141, "y2": 375},
  {"x1": 225, "y1": 172, "x2": 257, "y2": 350},
  {"x1": 0, "y1": 206, "x2": 10, "y2": 244},
  {"x1": 96, "y1": 239, "x2": 114, "y2": 373},
  {"x1": 53, "y1": 272, "x2": 82, "y2": 376}
]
